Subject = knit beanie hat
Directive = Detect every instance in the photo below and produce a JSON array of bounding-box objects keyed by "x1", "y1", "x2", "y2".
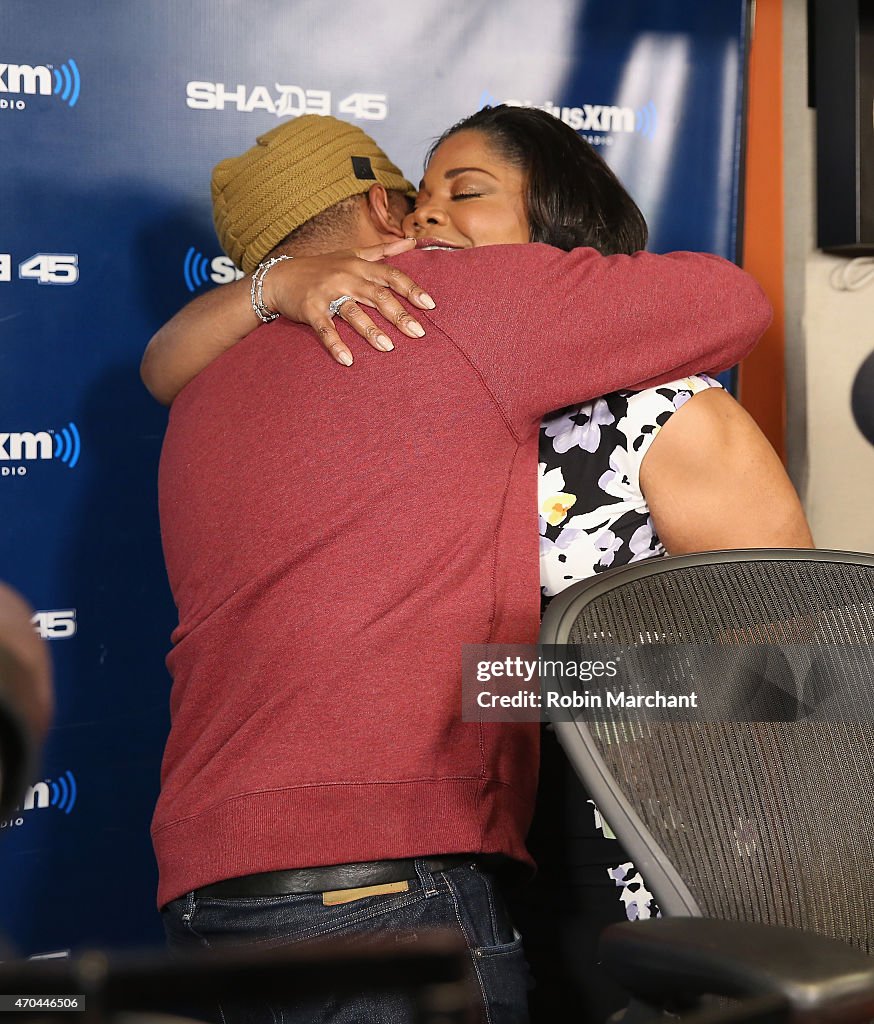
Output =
[{"x1": 211, "y1": 114, "x2": 416, "y2": 274}]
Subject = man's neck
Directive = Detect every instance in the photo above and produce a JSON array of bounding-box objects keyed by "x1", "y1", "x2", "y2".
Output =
[
  {"x1": 276, "y1": 235, "x2": 349, "y2": 259},
  {"x1": 274, "y1": 205, "x2": 380, "y2": 259},
  {"x1": 272, "y1": 230, "x2": 374, "y2": 260}
]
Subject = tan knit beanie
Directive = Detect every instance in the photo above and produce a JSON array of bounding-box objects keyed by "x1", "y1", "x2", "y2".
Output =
[{"x1": 211, "y1": 114, "x2": 416, "y2": 274}]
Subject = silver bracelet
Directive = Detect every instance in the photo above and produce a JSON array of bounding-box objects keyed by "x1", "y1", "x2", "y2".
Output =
[{"x1": 250, "y1": 254, "x2": 294, "y2": 323}]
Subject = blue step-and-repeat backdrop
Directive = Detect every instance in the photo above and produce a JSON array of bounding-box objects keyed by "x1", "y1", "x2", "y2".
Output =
[{"x1": 1, "y1": 1, "x2": 749, "y2": 955}]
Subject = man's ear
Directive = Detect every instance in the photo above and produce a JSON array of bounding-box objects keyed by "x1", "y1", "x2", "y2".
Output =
[{"x1": 366, "y1": 184, "x2": 406, "y2": 238}]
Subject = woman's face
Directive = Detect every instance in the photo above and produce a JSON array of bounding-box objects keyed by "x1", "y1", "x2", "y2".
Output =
[{"x1": 403, "y1": 130, "x2": 530, "y2": 249}]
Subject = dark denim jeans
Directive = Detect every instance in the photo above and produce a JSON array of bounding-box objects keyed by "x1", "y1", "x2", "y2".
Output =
[{"x1": 162, "y1": 859, "x2": 529, "y2": 1024}]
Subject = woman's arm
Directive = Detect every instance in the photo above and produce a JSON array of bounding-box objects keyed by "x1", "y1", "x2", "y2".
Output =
[
  {"x1": 140, "y1": 239, "x2": 435, "y2": 406},
  {"x1": 140, "y1": 275, "x2": 258, "y2": 405},
  {"x1": 640, "y1": 388, "x2": 814, "y2": 552}
]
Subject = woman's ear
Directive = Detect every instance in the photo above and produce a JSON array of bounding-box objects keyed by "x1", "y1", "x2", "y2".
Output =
[{"x1": 366, "y1": 184, "x2": 406, "y2": 238}]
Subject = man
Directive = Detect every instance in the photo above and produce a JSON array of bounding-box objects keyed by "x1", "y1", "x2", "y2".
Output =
[{"x1": 152, "y1": 115, "x2": 770, "y2": 1023}]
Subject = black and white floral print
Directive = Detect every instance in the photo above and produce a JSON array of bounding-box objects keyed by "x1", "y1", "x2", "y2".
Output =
[{"x1": 539, "y1": 375, "x2": 722, "y2": 603}]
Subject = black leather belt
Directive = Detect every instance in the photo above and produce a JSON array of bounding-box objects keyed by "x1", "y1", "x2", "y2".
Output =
[{"x1": 195, "y1": 855, "x2": 476, "y2": 899}]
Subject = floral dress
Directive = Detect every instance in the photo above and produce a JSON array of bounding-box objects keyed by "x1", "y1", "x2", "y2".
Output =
[
  {"x1": 539, "y1": 374, "x2": 722, "y2": 606},
  {"x1": 535, "y1": 374, "x2": 722, "y2": 918}
]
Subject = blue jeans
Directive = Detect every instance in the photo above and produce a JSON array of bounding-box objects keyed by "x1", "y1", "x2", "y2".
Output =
[{"x1": 162, "y1": 859, "x2": 530, "y2": 1024}]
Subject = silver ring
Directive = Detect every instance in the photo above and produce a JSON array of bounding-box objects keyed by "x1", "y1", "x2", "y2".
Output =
[{"x1": 328, "y1": 295, "x2": 354, "y2": 318}]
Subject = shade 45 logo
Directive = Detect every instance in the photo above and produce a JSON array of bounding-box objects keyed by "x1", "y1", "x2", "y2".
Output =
[
  {"x1": 31, "y1": 609, "x2": 77, "y2": 640},
  {"x1": 186, "y1": 81, "x2": 387, "y2": 120},
  {"x1": 0, "y1": 252, "x2": 79, "y2": 285},
  {"x1": 0, "y1": 59, "x2": 81, "y2": 111}
]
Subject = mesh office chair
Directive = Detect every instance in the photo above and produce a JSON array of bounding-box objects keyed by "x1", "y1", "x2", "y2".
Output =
[{"x1": 539, "y1": 549, "x2": 874, "y2": 1022}]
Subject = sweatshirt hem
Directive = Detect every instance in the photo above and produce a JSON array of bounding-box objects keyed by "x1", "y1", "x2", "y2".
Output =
[{"x1": 153, "y1": 777, "x2": 533, "y2": 908}]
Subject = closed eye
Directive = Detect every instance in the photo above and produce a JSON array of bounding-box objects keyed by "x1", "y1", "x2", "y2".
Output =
[{"x1": 411, "y1": 191, "x2": 483, "y2": 212}]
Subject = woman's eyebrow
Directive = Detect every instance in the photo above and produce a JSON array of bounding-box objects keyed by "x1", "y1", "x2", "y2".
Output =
[
  {"x1": 444, "y1": 166, "x2": 498, "y2": 181},
  {"x1": 417, "y1": 166, "x2": 499, "y2": 190}
]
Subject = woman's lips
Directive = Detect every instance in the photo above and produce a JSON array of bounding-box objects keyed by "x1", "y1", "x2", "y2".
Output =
[{"x1": 415, "y1": 238, "x2": 464, "y2": 250}]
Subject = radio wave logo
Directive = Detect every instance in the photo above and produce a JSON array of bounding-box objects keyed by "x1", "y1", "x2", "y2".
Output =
[
  {"x1": 52, "y1": 59, "x2": 81, "y2": 108},
  {"x1": 53, "y1": 422, "x2": 81, "y2": 468},
  {"x1": 1, "y1": 422, "x2": 81, "y2": 475},
  {"x1": 183, "y1": 246, "x2": 211, "y2": 293},
  {"x1": 7, "y1": 770, "x2": 80, "y2": 824},
  {"x1": 0, "y1": 60, "x2": 80, "y2": 111},
  {"x1": 635, "y1": 101, "x2": 657, "y2": 139},
  {"x1": 50, "y1": 771, "x2": 78, "y2": 814},
  {"x1": 182, "y1": 247, "x2": 244, "y2": 292}
]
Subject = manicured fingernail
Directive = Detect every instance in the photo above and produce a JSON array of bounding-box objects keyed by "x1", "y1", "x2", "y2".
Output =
[
  {"x1": 376, "y1": 335, "x2": 394, "y2": 352},
  {"x1": 337, "y1": 351, "x2": 353, "y2": 366},
  {"x1": 409, "y1": 322, "x2": 425, "y2": 338},
  {"x1": 420, "y1": 293, "x2": 436, "y2": 309}
]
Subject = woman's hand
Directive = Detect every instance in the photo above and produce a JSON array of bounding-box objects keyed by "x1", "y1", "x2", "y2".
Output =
[
  {"x1": 141, "y1": 238, "x2": 437, "y2": 406},
  {"x1": 261, "y1": 237, "x2": 436, "y2": 366}
]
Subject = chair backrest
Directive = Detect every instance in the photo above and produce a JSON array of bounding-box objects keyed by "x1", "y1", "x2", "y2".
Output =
[{"x1": 539, "y1": 549, "x2": 874, "y2": 954}]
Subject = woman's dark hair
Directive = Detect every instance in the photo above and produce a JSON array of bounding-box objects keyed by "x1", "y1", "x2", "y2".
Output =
[{"x1": 428, "y1": 104, "x2": 648, "y2": 255}]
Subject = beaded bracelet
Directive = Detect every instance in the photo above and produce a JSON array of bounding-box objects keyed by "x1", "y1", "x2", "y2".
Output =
[{"x1": 250, "y1": 254, "x2": 294, "y2": 322}]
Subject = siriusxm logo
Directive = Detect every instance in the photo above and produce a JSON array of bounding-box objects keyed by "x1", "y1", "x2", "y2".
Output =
[
  {"x1": 2, "y1": 771, "x2": 78, "y2": 829},
  {"x1": 183, "y1": 247, "x2": 244, "y2": 293},
  {"x1": 39, "y1": 771, "x2": 78, "y2": 814},
  {"x1": 478, "y1": 91, "x2": 657, "y2": 139},
  {"x1": 186, "y1": 81, "x2": 387, "y2": 121},
  {"x1": 0, "y1": 59, "x2": 80, "y2": 110},
  {"x1": 0, "y1": 422, "x2": 81, "y2": 476}
]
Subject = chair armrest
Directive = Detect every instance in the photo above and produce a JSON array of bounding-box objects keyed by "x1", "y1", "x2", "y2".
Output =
[
  {"x1": 599, "y1": 919, "x2": 874, "y2": 1022},
  {"x1": 0, "y1": 930, "x2": 473, "y2": 1017}
]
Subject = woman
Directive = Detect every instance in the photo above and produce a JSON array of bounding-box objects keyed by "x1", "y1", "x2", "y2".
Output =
[
  {"x1": 406, "y1": 107, "x2": 811, "y2": 586},
  {"x1": 401, "y1": 104, "x2": 813, "y2": 1020},
  {"x1": 142, "y1": 105, "x2": 812, "y2": 1019}
]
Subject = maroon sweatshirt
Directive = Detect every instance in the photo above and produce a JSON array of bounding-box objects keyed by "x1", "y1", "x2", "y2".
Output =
[{"x1": 153, "y1": 243, "x2": 770, "y2": 907}]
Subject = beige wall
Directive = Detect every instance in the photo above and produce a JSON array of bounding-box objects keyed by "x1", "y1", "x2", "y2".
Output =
[
  {"x1": 803, "y1": 255, "x2": 874, "y2": 550},
  {"x1": 783, "y1": 0, "x2": 874, "y2": 552}
]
